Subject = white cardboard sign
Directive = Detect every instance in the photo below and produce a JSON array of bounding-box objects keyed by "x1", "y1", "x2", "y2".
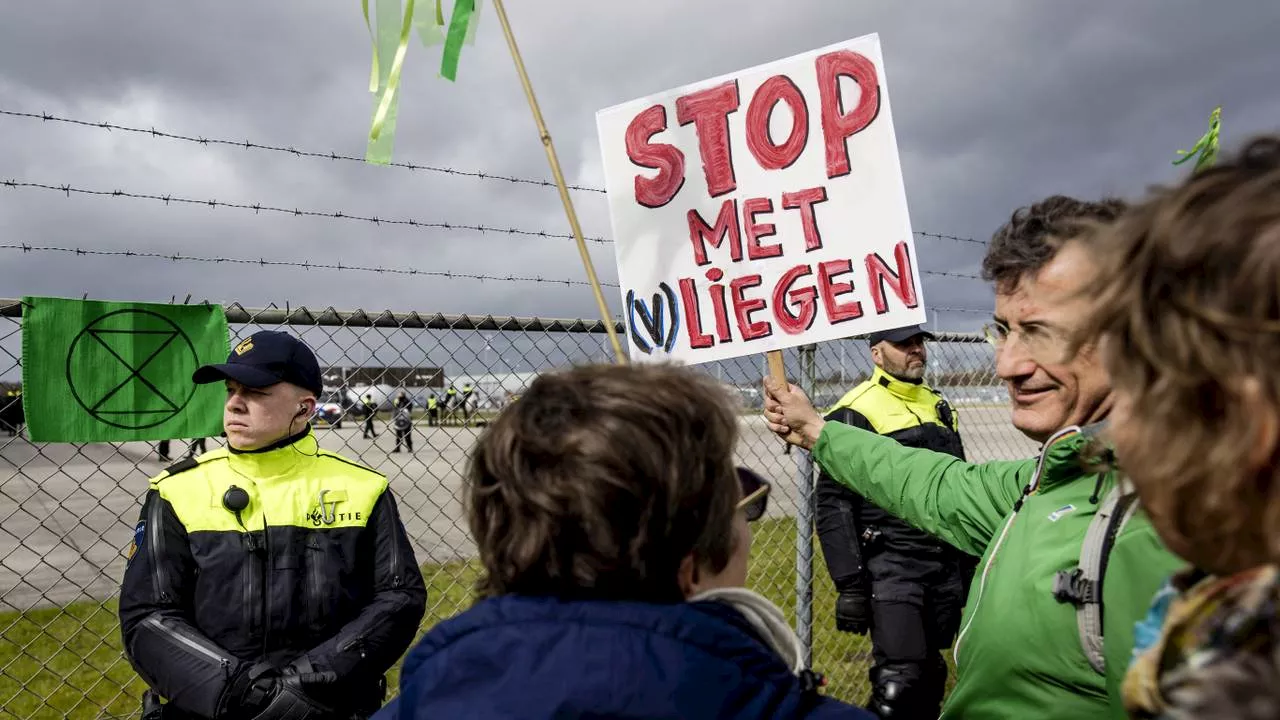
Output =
[{"x1": 596, "y1": 32, "x2": 926, "y2": 365}]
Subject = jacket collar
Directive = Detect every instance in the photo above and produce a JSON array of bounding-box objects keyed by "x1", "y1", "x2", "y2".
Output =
[
  {"x1": 871, "y1": 366, "x2": 934, "y2": 403},
  {"x1": 1030, "y1": 421, "x2": 1112, "y2": 492},
  {"x1": 226, "y1": 426, "x2": 317, "y2": 481},
  {"x1": 408, "y1": 594, "x2": 791, "y2": 674}
]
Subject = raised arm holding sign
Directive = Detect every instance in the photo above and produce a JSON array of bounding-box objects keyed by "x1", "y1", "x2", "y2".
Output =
[{"x1": 596, "y1": 33, "x2": 926, "y2": 380}]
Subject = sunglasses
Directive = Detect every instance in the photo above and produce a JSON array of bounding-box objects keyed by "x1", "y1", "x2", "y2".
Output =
[{"x1": 736, "y1": 467, "x2": 771, "y2": 522}]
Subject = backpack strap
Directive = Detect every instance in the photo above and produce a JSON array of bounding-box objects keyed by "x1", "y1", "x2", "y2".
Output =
[{"x1": 1051, "y1": 479, "x2": 1140, "y2": 674}]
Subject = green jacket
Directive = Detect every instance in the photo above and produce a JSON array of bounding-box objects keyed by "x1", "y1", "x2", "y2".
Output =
[{"x1": 812, "y1": 422, "x2": 1183, "y2": 719}]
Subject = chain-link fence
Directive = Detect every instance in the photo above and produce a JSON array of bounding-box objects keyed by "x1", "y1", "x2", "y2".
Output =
[{"x1": 0, "y1": 299, "x2": 1037, "y2": 718}]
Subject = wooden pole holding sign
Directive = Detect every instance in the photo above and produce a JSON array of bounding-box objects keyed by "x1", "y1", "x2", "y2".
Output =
[
  {"x1": 490, "y1": 0, "x2": 628, "y2": 365},
  {"x1": 766, "y1": 350, "x2": 787, "y2": 386}
]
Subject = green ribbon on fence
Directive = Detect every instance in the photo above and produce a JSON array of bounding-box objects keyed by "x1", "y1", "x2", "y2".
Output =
[
  {"x1": 440, "y1": 0, "x2": 475, "y2": 82},
  {"x1": 1173, "y1": 106, "x2": 1222, "y2": 172}
]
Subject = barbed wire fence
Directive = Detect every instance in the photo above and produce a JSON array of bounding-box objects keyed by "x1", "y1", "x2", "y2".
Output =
[
  {"x1": 0, "y1": 106, "x2": 1019, "y2": 717},
  {"x1": 0, "y1": 298, "x2": 1038, "y2": 719}
]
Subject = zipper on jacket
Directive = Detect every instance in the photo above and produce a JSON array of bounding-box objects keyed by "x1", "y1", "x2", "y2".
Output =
[
  {"x1": 143, "y1": 616, "x2": 232, "y2": 676},
  {"x1": 951, "y1": 425, "x2": 1079, "y2": 666},
  {"x1": 308, "y1": 539, "x2": 324, "y2": 629},
  {"x1": 339, "y1": 636, "x2": 367, "y2": 662},
  {"x1": 147, "y1": 495, "x2": 169, "y2": 604},
  {"x1": 260, "y1": 512, "x2": 271, "y2": 658},
  {"x1": 384, "y1": 497, "x2": 403, "y2": 588},
  {"x1": 242, "y1": 536, "x2": 258, "y2": 639}
]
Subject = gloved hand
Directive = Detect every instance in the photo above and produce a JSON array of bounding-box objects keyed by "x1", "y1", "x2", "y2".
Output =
[
  {"x1": 247, "y1": 674, "x2": 340, "y2": 720},
  {"x1": 835, "y1": 590, "x2": 872, "y2": 635}
]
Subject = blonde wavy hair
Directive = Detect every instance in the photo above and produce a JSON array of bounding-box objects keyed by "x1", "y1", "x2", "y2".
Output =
[{"x1": 1072, "y1": 136, "x2": 1280, "y2": 576}]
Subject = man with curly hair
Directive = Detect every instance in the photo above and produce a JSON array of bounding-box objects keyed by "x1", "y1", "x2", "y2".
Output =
[{"x1": 766, "y1": 195, "x2": 1183, "y2": 718}]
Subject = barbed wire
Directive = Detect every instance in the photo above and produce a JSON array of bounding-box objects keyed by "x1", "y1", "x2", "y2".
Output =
[
  {"x1": 1, "y1": 179, "x2": 986, "y2": 282},
  {"x1": 0, "y1": 244, "x2": 616, "y2": 288},
  {"x1": 1, "y1": 179, "x2": 611, "y2": 244},
  {"x1": 930, "y1": 305, "x2": 991, "y2": 316},
  {"x1": 0, "y1": 245, "x2": 1001, "y2": 318},
  {"x1": 0, "y1": 109, "x2": 606, "y2": 195},
  {"x1": 923, "y1": 269, "x2": 984, "y2": 282},
  {"x1": 0, "y1": 109, "x2": 990, "y2": 247},
  {"x1": 915, "y1": 231, "x2": 987, "y2": 247}
]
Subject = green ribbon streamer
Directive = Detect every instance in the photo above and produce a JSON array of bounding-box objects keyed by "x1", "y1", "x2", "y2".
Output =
[
  {"x1": 465, "y1": 0, "x2": 483, "y2": 46},
  {"x1": 362, "y1": 0, "x2": 483, "y2": 162},
  {"x1": 414, "y1": 0, "x2": 446, "y2": 47},
  {"x1": 361, "y1": 0, "x2": 379, "y2": 92},
  {"x1": 1173, "y1": 106, "x2": 1222, "y2": 172},
  {"x1": 440, "y1": 0, "x2": 475, "y2": 82},
  {"x1": 366, "y1": 0, "x2": 411, "y2": 164},
  {"x1": 369, "y1": 0, "x2": 416, "y2": 142}
]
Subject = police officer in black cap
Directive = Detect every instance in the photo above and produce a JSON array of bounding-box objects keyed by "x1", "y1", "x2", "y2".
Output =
[
  {"x1": 814, "y1": 325, "x2": 973, "y2": 718},
  {"x1": 119, "y1": 330, "x2": 426, "y2": 719}
]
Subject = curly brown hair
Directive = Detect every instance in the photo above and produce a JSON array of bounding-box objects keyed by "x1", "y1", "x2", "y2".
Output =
[
  {"x1": 983, "y1": 194, "x2": 1129, "y2": 294},
  {"x1": 1074, "y1": 135, "x2": 1280, "y2": 575},
  {"x1": 467, "y1": 362, "x2": 741, "y2": 603}
]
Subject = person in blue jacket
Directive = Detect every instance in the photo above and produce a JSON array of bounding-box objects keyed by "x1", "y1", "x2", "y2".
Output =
[{"x1": 376, "y1": 362, "x2": 873, "y2": 719}]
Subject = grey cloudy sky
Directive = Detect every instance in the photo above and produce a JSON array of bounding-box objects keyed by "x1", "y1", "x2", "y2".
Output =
[{"x1": 1, "y1": 0, "x2": 1277, "y2": 338}]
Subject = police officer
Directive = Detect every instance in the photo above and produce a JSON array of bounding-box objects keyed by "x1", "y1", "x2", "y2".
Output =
[
  {"x1": 361, "y1": 393, "x2": 378, "y2": 439},
  {"x1": 460, "y1": 383, "x2": 474, "y2": 425},
  {"x1": 444, "y1": 385, "x2": 458, "y2": 425},
  {"x1": 119, "y1": 331, "x2": 427, "y2": 719},
  {"x1": 814, "y1": 325, "x2": 972, "y2": 718}
]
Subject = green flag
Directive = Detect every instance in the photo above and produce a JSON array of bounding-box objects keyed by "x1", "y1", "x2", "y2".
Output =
[{"x1": 21, "y1": 297, "x2": 229, "y2": 443}]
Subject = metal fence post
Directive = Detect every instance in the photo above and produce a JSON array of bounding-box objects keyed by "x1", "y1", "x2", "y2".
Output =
[{"x1": 794, "y1": 343, "x2": 817, "y2": 666}]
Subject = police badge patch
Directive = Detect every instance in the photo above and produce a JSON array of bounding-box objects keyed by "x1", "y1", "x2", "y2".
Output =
[{"x1": 127, "y1": 520, "x2": 146, "y2": 563}]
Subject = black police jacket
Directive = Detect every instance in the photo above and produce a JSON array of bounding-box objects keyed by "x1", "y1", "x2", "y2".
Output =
[
  {"x1": 118, "y1": 428, "x2": 427, "y2": 718},
  {"x1": 815, "y1": 367, "x2": 969, "y2": 589}
]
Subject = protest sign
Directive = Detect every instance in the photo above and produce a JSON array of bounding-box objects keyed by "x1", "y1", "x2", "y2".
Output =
[
  {"x1": 596, "y1": 32, "x2": 926, "y2": 365},
  {"x1": 22, "y1": 297, "x2": 228, "y2": 443}
]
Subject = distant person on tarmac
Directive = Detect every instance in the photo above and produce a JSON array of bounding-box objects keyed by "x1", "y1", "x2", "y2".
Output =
[
  {"x1": 445, "y1": 386, "x2": 458, "y2": 425},
  {"x1": 185, "y1": 437, "x2": 208, "y2": 458},
  {"x1": 427, "y1": 394, "x2": 439, "y2": 426},
  {"x1": 391, "y1": 402, "x2": 413, "y2": 454},
  {"x1": 362, "y1": 393, "x2": 378, "y2": 439},
  {"x1": 461, "y1": 383, "x2": 474, "y2": 425}
]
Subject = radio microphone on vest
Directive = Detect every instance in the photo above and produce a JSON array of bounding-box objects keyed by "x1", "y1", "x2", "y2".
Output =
[
  {"x1": 223, "y1": 486, "x2": 260, "y2": 552},
  {"x1": 223, "y1": 486, "x2": 249, "y2": 513}
]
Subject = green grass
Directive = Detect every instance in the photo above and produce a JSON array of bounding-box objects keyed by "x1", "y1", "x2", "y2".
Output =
[{"x1": 0, "y1": 520, "x2": 946, "y2": 718}]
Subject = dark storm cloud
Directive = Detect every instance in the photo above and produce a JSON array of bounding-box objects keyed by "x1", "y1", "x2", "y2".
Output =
[{"x1": 1, "y1": 0, "x2": 1276, "y2": 332}]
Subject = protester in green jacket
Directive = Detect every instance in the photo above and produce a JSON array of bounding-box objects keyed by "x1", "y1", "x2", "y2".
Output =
[
  {"x1": 766, "y1": 196, "x2": 1185, "y2": 718},
  {"x1": 786, "y1": 415, "x2": 1179, "y2": 717}
]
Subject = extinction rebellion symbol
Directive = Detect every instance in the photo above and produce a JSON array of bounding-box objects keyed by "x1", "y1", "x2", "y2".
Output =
[{"x1": 65, "y1": 309, "x2": 202, "y2": 430}]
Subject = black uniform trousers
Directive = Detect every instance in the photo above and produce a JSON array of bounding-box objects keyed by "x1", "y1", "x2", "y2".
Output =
[{"x1": 817, "y1": 476, "x2": 971, "y2": 717}]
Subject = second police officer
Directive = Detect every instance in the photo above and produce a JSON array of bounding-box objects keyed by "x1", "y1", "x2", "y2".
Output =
[{"x1": 815, "y1": 325, "x2": 973, "y2": 718}]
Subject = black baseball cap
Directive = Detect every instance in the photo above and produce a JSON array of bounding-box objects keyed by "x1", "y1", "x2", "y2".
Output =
[
  {"x1": 866, "y1": 324, "x2": 935, "y2": 346},
  {"x1": 193, "y1": 330, "x2": 323, "y2": 397}
]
